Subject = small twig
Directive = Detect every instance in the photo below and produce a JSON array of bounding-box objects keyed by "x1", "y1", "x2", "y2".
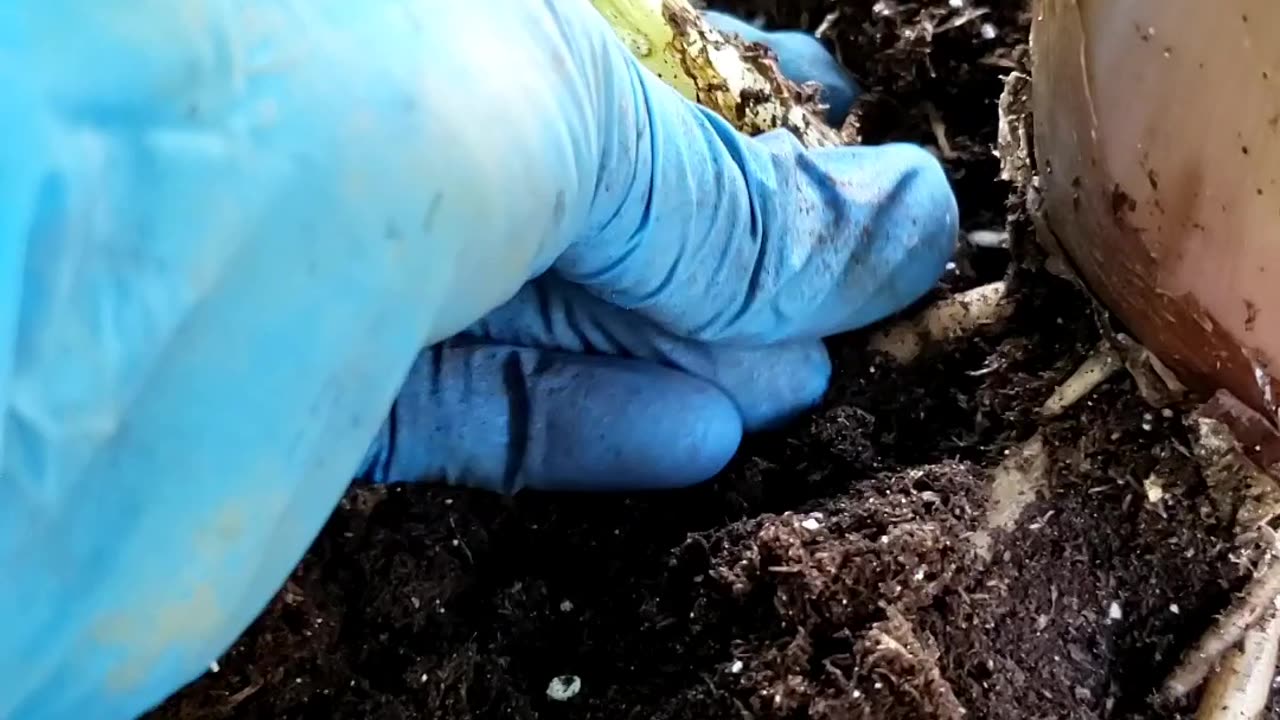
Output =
[
  {"x1": 923, "y1": 102, "x2": 957, "y2": 159},
  {"x1": 447, "y1": 516, "x2": 474, "y2": 564},
  {"x1": 1039, "y1": 343, "x2": 1124, "y2": 418},
  {"x1": 1194, "y1": 597, "x2": 1280, "y2": 720},
  {"x1": 935, "y1": 7, "x2": 991, "y2": 33},
  {"x1": 1163, "y1": 555, "x2": 1280, "y2": 701},
  {"x1": 814, "y1": 9, "x2": 840, "y2": 39},
  {"x1": 226, "y1": 678, "x2": 265, "y2": 708}
]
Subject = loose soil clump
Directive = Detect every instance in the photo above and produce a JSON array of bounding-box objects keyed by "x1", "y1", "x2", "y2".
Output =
[{"x1": 152, "y1": 2, "x2": 1276, "y2": 718}]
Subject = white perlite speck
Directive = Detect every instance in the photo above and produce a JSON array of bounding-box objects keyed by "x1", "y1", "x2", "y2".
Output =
[
  {"x1": 546, "y1": 675, "x2": 582, "y2": 702},
  {"x1": 730, "y1": 660, "x2": 744, "y2": 674},
  {"x1": 800, "y1": 517, "x2": 822, "y2": 531},
  {"x1": 1108, "y1": 601, "x2": 1123, "y2": 622}
]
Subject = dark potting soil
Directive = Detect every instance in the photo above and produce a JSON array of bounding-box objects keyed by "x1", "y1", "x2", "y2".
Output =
[{"x1": 152, "y1": 2, "x2": 1273, "y2": 719}]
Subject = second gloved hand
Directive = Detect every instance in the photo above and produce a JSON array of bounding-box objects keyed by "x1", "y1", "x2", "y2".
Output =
[{"x1": 359, "y1": 14, "x2": 952, "y2": 494}]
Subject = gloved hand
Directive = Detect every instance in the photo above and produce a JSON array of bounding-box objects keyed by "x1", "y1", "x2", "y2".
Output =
[
  {"x1": 356, "y1": 16, "x2": 868, "y2": 493},
  {"x1": 0, "y1": 3, "x2": 956, "y2": 719}
]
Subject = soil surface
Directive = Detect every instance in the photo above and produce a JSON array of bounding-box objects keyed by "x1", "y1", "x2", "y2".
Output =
[{"x1": 152, "y1": 2, "x2": 1278, "y2": 719}]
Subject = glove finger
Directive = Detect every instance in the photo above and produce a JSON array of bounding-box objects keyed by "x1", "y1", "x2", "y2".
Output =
[
  {"x1": 464, "y1": 276, "x2": 831, "y2": 432},
  {"x1": 556, "y1": 7, "x2": 959, "y2": 345},
  {"x1": 359, "y1": 344, "x2": 742, "y2": 493},
  {"x1": 701, "y1": 10, "x2": 861, "y2": 124}
]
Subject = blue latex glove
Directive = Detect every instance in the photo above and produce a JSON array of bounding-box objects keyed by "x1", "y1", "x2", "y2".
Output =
[
  {"x1": 360, "y1": 15, "x2": 874, "y2": 494},
  {"x1": 0, "y1": 2, "x2": 956, "y2": 719}
]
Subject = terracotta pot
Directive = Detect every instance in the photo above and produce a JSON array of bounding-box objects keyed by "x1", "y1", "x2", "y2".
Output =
[{"x1": 1031, "y1": 0, "x2": 1280, "y2": 420}]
